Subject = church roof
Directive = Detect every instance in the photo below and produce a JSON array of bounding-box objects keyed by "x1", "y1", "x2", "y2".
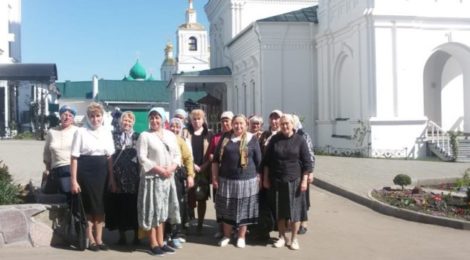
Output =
[
  {"x1": 57, "y1": 79, "x2": 207, "y2": 104},
  {"x1": 162, "y1": 58, "x2": 176, "y2": 66},
  {"x1": 129, "y1": 60, "x2": 147, "y2": 80},
  {"x1": 96, "y1": 80, "x2": 168, "y2": 102},
  {"x1": 56, "y1": 81, "x2": 93, "y2": 99},
  {"x1": 179, "y1": 67, "x2": 232, "y2": 76},
  {"x1": 259, "y1": 5, "x2": 318, "y2": 23}
]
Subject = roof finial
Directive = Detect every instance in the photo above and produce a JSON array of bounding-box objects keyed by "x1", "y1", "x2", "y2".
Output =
[{"x1": 189, "y1": 0, "x2": 193, "y2": 10}]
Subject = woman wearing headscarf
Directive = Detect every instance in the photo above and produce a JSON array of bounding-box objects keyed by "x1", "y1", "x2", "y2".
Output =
[
  {"x1": 292, "y1": 115, "x2": 315, "y2": 235},
  {"x1": 105, "y1": 111, "x2": 140, "y2": 245},
  {"x1": 136, "y1": 107, "x2": 181, "y2": 256},
  {"x1": 248, "y1": 115, "x2": 264, "y2": 140},
  {"x1": 43, "y1": 105, "x2": 78, "y2": 195},
  {"x1": 212, "y1": 114, "x2": 261, "y2": 248},
  {"x1": 262, "y1": 114, "x2": 313, "y2": 250},
  {"x1": 165, "y1": 117, "x2": 195, "y2": 248},
  {"x1": 251, "y1": 110, "x2": 283, "y2": 242},
  {"x1": 70, "y1": 102, "x2": 115, "y2": 251}
]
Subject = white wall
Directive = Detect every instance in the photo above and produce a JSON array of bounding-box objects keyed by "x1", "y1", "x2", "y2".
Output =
[{"x1": 205, "y1": 0, "x2": 317, "y2": 68}]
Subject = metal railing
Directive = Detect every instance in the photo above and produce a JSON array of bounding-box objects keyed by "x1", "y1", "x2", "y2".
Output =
[{"x1": 425, "y1": 120, "x2": 452, "y2": 157}]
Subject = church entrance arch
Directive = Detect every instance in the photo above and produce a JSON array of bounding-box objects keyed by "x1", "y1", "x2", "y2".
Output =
[{"x1": 423, "y1": 43, "x2": 470, "y2": 132}]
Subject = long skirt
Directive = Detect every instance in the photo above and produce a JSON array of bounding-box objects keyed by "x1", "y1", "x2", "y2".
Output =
[
  {"x1": 77, "y1": 155, "x2": 108, "y2": 215},
  {"x1": 215, "y1": 177, "x2": 259, "y2": 227},
  {"x1": 137, "y1": 175, "x2": 180, "y2": 231},
  {"x1": 272, "y1": 178, "x2": 306, "y2": 223}
]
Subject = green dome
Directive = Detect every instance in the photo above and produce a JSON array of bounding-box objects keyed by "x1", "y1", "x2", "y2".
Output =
[
  {"x1": 146, "y1": 74, "x2": 155, "y2": 81},
  {"x1": 129, "y1": 60, "x2": 147, "y2": 80},
  {"x1": 123, "y1": 75, "x2": 134, "y2": 81}
]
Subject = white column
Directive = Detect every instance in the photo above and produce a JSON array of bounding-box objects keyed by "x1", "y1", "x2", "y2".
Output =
[
  {"x1": 175, "y1": 82, "x2": 185, "y2": 111},
  {"x1": 464, "y1": 76, "x2": 470, "y2": 132},
  {"x1": 170, "y1": 82, "x2": 177, "y2": 116}
]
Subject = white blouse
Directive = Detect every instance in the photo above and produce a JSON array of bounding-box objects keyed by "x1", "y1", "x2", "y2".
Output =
[
  {"x1": 137, "y1": 129, "x2": 181, "y2": 175},
  {"x1": 43, "y1": 125, "x2": 78, "y2": 169},
  {"x1": 71, "y1": 127, "x2": 115, "y2": 157}
]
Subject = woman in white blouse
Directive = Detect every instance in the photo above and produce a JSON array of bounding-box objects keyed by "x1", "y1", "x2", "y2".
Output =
[
  {"x1": 136, "y1": 107, "x2": 181, "y2": 256},
  {"x1": 70, "y1": 102, "x2": 115, "y2": 251},
  {"x1": 43, "y1": 105, "x2": 78, "y2": 194}
]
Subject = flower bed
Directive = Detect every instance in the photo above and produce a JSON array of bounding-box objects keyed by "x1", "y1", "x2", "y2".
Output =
[{"x1": 371, "y1": 187, "x2": 470, "y2": 221}]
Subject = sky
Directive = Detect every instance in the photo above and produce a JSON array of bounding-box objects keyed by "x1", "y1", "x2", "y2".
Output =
[{"x1": 21, "y1": 0, "x2": 209, "y2": 82}]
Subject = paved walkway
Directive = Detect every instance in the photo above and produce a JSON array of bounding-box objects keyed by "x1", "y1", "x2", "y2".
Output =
[
  {"x1": 315, "y1": 155, "x2": 470, "y2": 197},
  {"x1": 1, "y1": 140, "x2": 470, "y2": 258}
]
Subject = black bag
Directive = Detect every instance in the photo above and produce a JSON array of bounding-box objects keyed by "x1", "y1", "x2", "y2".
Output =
[
  {"x1": 175, "y1": 166, "x2": 188, "y2": 181},
  {"x1": 43, "y1": 166, "x2": 71, "y2": 194},
  {"x1": 194, "y1": 175, "x2": 209, "y2": 201},
  {"x1": 55, "y1": 193, "x2": 88, "y2": 250}
]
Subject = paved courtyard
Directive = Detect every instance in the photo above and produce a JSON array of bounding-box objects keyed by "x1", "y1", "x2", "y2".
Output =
[{"x1": 1, "y1": 140, "x2": 470, "y2": 259}]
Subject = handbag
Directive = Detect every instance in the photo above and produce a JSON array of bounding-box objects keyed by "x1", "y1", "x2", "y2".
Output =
[
  {"x1": 43, "y1": 166, "x2": 71, "y2": 194},
  {"x1": 55, "y1": 193, "x2": 88, "y2": 250},
  {"x1": 194, "y1": 175, "x2": 209, "y2": 201}
]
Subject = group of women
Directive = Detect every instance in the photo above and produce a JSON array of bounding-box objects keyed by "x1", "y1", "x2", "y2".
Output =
[{"x1": 43, "y1": 102, "x2": 315, "y2": 255}]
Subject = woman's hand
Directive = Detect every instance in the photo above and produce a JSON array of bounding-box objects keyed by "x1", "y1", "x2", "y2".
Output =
[
  {"x1": 300, "y1": 179, "x2": 308, "y2": 192},
  {"x1": 194, "y1": 164, "x2": 201, "y2": 173},
  {"x1": 187, "y1": 176, "x2": 194, "y2": 188},
  {"x1": 71, "y1": 180, "x2": 81, "y2": 194},
  {"x1": 263, "y1": 178, "x2": 270, "y2": 189},
  {"x1": 212, "y1": 178, "x2": 219, "y2": 190},
  {"x1": 308, "y1": 173, "x2": 314, "y2": 184}
]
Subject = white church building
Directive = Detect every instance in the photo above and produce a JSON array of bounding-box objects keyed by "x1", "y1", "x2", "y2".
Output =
[{"x1": 167, "y1": 0, "x2": 470, "y2": 161}]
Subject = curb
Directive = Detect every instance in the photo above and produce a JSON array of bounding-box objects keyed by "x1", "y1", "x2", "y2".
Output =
[{"x1": 313, "y1": 178, "x2": 470, "y2": 230}]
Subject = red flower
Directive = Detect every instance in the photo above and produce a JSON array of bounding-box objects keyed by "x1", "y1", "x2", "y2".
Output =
[{"x1": 432, "y1": 194, "x2": 442, "y2": 202}]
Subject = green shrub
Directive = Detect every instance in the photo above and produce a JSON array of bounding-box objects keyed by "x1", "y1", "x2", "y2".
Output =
[
  {"x1": 13, "y1": 131, "x2": 35, "y2": 140},
  {"x1": 455, "y1": 169, "x2": 470, "y2": 190},
  {"x1": 0, "y1": 160, "x2": 13, "y2": 183},
  {"x1": 393, "y1": 174, "x2": 412, "y2": 190},
  {"x1": 0, "y1": 161, "x2": 22, "y2": 205}
]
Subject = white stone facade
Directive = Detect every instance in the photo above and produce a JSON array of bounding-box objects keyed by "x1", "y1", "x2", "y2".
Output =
[
  {"x1": 180, "y1": 0, "x2": 470, "y2": 159},
  {"x1": 0, "y1": 0, "x2": 21, "y2": 133}
]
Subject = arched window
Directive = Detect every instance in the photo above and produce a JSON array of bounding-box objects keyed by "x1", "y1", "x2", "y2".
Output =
[{"x1": 189, "y1": 37, "x2": 197, "y2": 51}]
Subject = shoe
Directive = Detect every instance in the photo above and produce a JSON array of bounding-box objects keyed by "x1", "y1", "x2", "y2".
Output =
[
  {"x1": 236, "y1": 238, "x2": 246, "y2": 248},
  {"x1": 169, "y1": 238, "x2": 183, "y2": 249},
  {"x1": 298, "y1": 226, "x2": 307, "y2": 235},
  {"x1": 290, "y1": 238, "x2": 300, "y2": 250},
  {"x1": 273, "y1": 238, "x2": 286, "y2": 248},
  {"x1": 178, "y1": 237, "x2": 186, "y2": 243},
  {"x1": 88, "y1": 243, "x2": 99, "y2": 252},
  {"x1": 213, "y1": 231, "x2": 223, "y2": 239},
  {"x1": 161, "y1": 245, "x2": 175, "y2": 254},
  {"x1": 218, "y1": 237, "x2": 230, "y2": 247},
  {"x1": 150, "y1": 246, "x2": 165, "y2": 256},
  {"x1": 97, "y1": 243, "x2": 109, "y2": 251}
]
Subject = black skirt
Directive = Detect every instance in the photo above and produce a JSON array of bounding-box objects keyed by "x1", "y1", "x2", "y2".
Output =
[
  {"x1": 77, "y1": 155, "x2": 108, "y2": 215},
  {"x1": 272, "y1": 178, "x2": 307, "y2": 222}
]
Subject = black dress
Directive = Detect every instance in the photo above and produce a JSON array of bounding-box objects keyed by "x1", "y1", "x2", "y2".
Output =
[
  {"x1": 105, "y1": 131, "x2": 140, "y2": 231},
  {"x1": 263, "y1": 133, "x2": 313, "y2": 222}
]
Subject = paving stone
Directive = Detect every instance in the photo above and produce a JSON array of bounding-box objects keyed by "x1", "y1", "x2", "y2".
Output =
[
  {"x1": 0, "y1": 208, "x2": 28, "y2": 244},
  {"x1": 30, "y1": 220, "x2": 53, "y2": 247}
]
